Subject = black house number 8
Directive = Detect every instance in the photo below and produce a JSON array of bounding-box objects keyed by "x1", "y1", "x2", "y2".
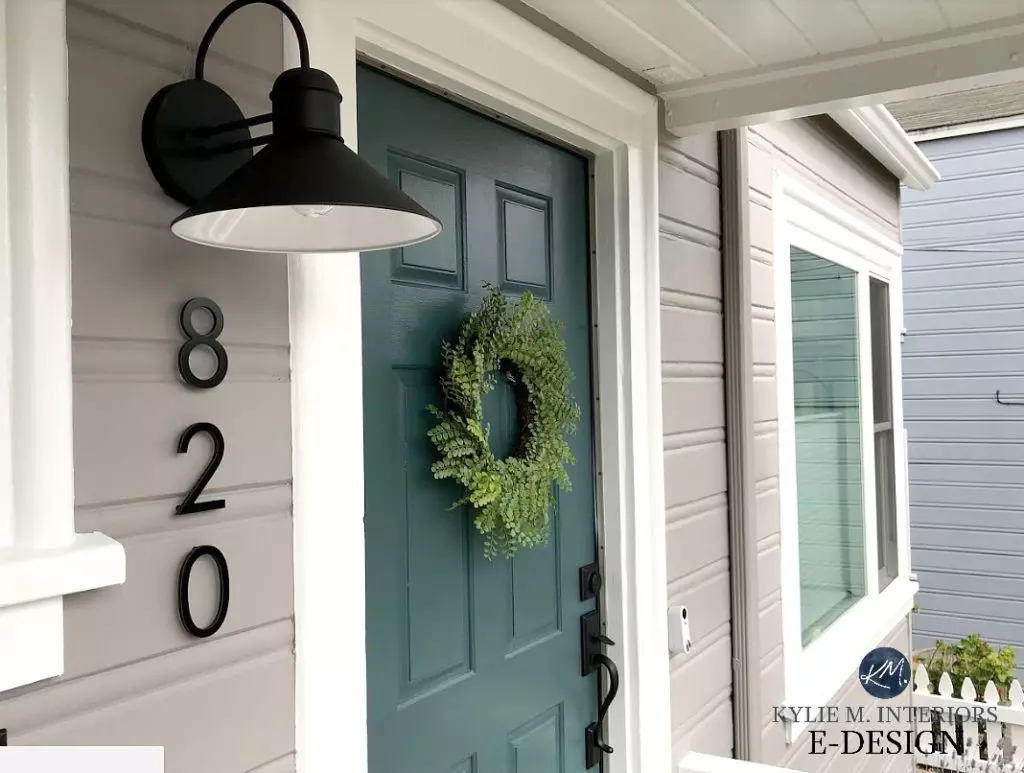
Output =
[
  {"x1": 175, "y1": 298, "x2": 231, "y2": 639},
  {"x1": 178, "y1": 296, "x2": 228, "y2": 389}
]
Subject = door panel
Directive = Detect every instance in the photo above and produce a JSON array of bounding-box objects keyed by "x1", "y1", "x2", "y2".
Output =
[{"x1": 360, "y1": 65, "x2": 596, "y2": 773}]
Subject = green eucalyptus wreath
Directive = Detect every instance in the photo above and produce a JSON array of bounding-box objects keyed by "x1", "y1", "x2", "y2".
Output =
[{"x1": 428, "y1": 288, "x2": 580, "y2": 559}]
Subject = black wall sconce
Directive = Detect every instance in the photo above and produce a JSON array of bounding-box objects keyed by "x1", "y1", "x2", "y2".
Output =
[{"x1": 141, "y1": 0, "x2": 442, "y2": 254}]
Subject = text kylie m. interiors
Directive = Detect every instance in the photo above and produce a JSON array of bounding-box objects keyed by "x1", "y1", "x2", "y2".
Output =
[{"x1": 773, "y1": 705, "x2": 999, "y2": 724}]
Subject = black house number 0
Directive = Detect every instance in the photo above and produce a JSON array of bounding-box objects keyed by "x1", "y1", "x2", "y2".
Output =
[
  {"x1": 177, "y1": 545, "x2": 230, "y2": 638},
  {"x1": 175, "y1": 298, "x2": 231, "y2": 639}
]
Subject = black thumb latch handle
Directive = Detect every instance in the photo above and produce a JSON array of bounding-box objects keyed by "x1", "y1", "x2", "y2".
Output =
[
  {"x1": 592, "y1": 652, "x2": 620, "y2": 729},
  {"x1": 581, "y1": 616, "x2": 621, "y2": 769}
]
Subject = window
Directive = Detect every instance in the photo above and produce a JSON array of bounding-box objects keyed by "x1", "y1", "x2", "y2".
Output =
[
  {"x1": 774, "y1": 176, "x2": 916, "y2": 737},
  {"x1": 871, "y1": 279, "x2": 899, "y2": 590},
  {"x1": 790, "y1": 248, "x2": 864, "y2": 645}
]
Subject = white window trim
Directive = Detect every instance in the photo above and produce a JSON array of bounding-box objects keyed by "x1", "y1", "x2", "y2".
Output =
[
  {"x1": 773, "y1": 173, "x2": 917, "y2": 742},
  {"x1": 0, "y1": 0, "x2": 125, "y2": 695}
]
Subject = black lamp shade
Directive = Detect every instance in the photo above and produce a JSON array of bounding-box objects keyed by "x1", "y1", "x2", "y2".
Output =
[
  {"x1": 171, "y1": 134, "x2": 442, "y2": 253},
  {"x1": 143, "y1": 1, "x2": 442, "y2": 254}
]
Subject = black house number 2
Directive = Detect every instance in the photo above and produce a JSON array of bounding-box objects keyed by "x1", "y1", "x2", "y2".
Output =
[
  {"x1": 175, "y1": 422, "x2": 225, "y2": 515},
  {"x1": 175, "y1": 297, "x2": 230, "y2": 640}
]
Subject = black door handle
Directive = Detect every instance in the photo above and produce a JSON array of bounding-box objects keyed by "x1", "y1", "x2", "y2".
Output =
[
  {"x1": 586, "y1": 651, "x2": 620, "y2": 766},
  {"x1": 580, "y1": 611, "x2": 621, "y2": 769},
  {"x1": 591, "y1": 652, "x2": 620, "y2": 729}
]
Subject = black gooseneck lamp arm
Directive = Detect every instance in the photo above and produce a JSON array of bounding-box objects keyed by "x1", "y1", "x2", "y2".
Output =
[
  {"x1": 185, "y1": 0, "x2": 310, "y2": 152},
  {"x1": 195, "y1": 0, "x2": 309, "y2": 80}
]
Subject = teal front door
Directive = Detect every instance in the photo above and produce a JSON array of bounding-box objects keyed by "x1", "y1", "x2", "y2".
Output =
[{"x1": 359, "y1": 65, "x2": 600, "y2": 773}]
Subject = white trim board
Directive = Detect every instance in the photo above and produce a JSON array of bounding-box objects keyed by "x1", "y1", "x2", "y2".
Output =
[
  {"x1": 286, "y1": 2, "x2": 667, "y2": 773},
  {"x1": 679, "y1": 751, "x2": 802, "y2": 773},
  {"x1": 830, "y1": 106, "x2": 940, "y2": 191}
]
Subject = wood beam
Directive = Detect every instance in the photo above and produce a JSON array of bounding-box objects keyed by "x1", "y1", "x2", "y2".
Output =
[{"x1": 661, "y1": 18, "x2": 1024, "y2": 135}]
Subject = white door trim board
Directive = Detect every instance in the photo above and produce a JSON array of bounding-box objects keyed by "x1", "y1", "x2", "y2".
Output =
[
  {"x1": 0, "y1": 0, "x2": 125, "y2": 696},
  {"x1": 286, "y1": 1, "x2": 666, "y2": 772}
]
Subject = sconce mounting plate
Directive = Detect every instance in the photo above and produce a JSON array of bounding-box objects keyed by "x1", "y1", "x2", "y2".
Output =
[{"x1": 141, "y1": 79, "x2": 255, "y2": 207}]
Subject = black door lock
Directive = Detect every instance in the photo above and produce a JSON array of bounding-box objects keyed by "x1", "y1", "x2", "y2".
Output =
[{"x1": 579, "y1": 561, "x2": 602, "y2": 600}]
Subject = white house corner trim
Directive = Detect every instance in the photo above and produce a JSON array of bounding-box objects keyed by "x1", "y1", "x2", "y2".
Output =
[
  {"x1": 830, "y1": 106, "x2": 940, "y2": 191},
  {"x1": 0, "y1": 0, "x2": 126, "y2": 696},
  {"x1": 637, "y1": 104, "x2": 673, "y2": 773}
]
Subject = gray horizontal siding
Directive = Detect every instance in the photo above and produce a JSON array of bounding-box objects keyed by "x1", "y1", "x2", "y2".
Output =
[
  {"x1": 0, "y1": 2, "x2": 295, "y2": 770},
  {"x1": 904, "y1": 128, "x2": 1024, "y2": 672},
  {"x1": 659, "y1": 132, "x2": 734, "y2": 762},
  {"x1": 904, "y1": 129, "x2": 1024, "y2": 251}
]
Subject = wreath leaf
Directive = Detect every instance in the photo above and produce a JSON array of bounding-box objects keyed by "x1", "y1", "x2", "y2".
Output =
[{"x1": 428, "y1": 288, "x2": 580, "y2": 559}]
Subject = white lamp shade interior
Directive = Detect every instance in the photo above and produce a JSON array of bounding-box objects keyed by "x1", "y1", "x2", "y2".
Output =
[{"x1": 172, "y1": 204, "x2": 442, "y2": 253}]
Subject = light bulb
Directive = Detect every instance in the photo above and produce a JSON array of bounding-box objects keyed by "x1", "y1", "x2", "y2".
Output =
[{"x1": 292, "y1": 204, "x2": 334, "y2": 219}]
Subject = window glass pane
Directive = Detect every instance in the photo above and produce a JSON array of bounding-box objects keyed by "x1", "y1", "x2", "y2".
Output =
[
  {"x1": 790, "y1": 248, "x2": 864, "y2": 646},
  {"x1": 870, "y1": 278, "x2": 898, "y2": 588},
  {"x1": 875, "y1": 429, "x2": 898, "y2": 590},
  {"x1": 870, "y1": 279, "x2": 892, "y2": 425}
]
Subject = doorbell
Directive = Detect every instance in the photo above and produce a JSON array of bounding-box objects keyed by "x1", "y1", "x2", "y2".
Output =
[{"x1": 668, "y1": 605, "x2": 692, "y2": 656}]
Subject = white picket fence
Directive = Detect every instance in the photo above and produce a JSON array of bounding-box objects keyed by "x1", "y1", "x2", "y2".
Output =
[{"x1": 914, "y1": 664, "x2": 1024, "y2": 771}]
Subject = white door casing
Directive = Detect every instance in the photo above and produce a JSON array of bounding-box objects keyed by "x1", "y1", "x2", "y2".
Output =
[{"x1": 285, "y1": 1, "x2": 667, "y2": 772}]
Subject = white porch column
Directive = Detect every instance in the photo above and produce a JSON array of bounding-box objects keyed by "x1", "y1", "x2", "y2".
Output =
[
  {"x1": 7, "y1": 0, "x2": 75, "y2": 549},
  {"x1": 0, "y1": 0, "x2": 125, "y2": 697}
]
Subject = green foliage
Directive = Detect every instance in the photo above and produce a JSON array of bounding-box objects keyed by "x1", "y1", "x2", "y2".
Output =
[
  {"x1": 919, "y1": 633, "x2": 1017, "y2": 701},
  {"x1": 427, "y1": 288, "x2": 580, "y2": 559}
]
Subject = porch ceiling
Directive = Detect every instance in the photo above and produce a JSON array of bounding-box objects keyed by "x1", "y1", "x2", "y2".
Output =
[{"x1": 518, "y1": 0, "x2": 1024, "y2": 135}]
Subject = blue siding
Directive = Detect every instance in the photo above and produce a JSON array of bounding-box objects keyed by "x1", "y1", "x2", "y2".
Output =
[{"x1": 904, "y1": 128, "x2": 1024, "y2": 668}]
